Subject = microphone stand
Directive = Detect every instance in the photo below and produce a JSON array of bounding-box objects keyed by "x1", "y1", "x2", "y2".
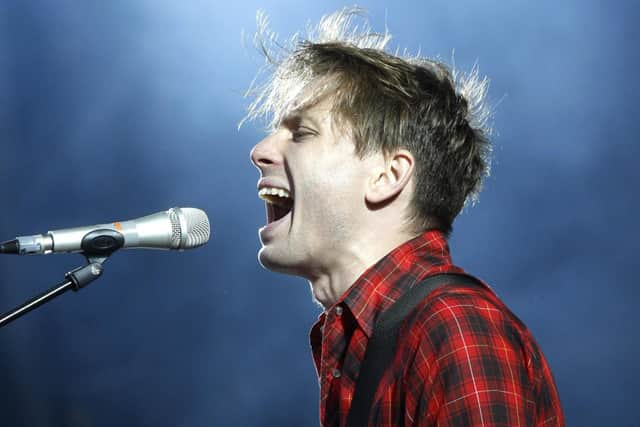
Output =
[{"x1": 0, "y1": 256, "x2": 107, "y2": 328}]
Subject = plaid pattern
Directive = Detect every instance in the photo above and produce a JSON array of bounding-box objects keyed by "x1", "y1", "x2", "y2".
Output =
[{"x1": 310, "y1": 230, "x2": 565, "y2": 426}]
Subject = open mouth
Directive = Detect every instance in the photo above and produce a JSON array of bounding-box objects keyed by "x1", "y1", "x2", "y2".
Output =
[{"x1": 258, "y1": 187, "x2": 293, "y2": 224}]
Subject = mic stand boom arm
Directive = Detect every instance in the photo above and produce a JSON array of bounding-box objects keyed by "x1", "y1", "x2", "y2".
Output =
[
  {"x1": 0, "y1": 228, "x2": 123, "y2": 328},
  {"x1": 0, "y1": 257, "x2": 106, "y2": 328}
]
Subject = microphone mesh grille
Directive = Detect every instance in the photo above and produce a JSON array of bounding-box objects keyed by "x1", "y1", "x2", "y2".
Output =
[
  {"x1": 168, "y1": 209, "x2": 182, "y2": 249},
  {"x1": 179, "y1": 208, "x2": 210, "y2": 249}
]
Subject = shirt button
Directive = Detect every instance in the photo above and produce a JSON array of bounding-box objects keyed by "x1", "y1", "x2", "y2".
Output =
[
  {"x1": 332, "y1": 368, "x2": 342, "y2": 378},
  {"x1": 335, "y1": 305, "x2": 343, "y2": 316}
]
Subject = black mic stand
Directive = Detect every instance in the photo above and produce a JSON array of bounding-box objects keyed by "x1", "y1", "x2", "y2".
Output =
[
  {"x1": 0, "y1": 231, "x2": 122, "y2": 328},
  {"x1": 0, "y1": 259, "x2": 106, "y2": 328}
]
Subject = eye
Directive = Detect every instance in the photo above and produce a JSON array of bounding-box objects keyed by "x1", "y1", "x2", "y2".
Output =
[
  {"x1": 291, "y1": 131, "x2": 310, "y2": 141},
  {"x1": 291, "y1": 127, "x2": 316, "y2": 142}
]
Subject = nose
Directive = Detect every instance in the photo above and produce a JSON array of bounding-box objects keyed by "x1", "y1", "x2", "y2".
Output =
[{"x1": 250, "y1": 132, "x2": 282, "y2": 170}]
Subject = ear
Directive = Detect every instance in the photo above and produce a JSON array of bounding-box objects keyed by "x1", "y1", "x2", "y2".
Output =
[{"x1": 365, "y1": 149, "x2": 414, "y2": 205}]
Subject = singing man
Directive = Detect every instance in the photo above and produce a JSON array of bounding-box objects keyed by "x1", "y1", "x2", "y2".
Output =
[{"x1": 245, "y1": 8, "x2": 564, "y2": 426}]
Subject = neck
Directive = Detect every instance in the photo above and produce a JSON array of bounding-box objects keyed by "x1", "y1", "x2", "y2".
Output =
[{"x1": 308, "y1": 227, "x2": 419, "y2": 309}]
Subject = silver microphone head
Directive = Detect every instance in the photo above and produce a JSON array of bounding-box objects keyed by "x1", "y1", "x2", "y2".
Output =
[{"x1": 169, "y1": 207, "x2": 210, "y2": 249}]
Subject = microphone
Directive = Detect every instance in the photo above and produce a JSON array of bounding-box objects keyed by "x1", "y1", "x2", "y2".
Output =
[{"x1": 0, "y1": 207, "x2": 210, "y2": 256}]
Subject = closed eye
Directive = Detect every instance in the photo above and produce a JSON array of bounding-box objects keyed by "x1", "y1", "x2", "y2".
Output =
[
  {"x1": 292, "y1": 131, "x2": 312, "y2": 141},
  {"x1": 291, "y1": 126, "x2": 317, "y2": 142}
]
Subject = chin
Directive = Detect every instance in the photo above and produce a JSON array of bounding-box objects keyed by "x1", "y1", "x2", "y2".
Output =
[
  {"x1": 258, "y1": 246, "x2": 292, "y2": 273},
  {"x1": 258, "y1": 246, "x2": 308, "y2": 277}
]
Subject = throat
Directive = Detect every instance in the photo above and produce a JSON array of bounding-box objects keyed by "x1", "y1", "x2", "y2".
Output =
[
  {"x1": 306, "y1": 238, "x2": 400, "y2": 309},
  {"x1": 308, "y1": 263, "x2": 367, "y2": 309}
]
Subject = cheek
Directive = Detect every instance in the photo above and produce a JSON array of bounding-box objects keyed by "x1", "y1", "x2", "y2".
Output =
[
  {"x1": 299, "y1": 163, "x2": 366, "y2": 222},
  {"x1": 291, "y1": 145, "x2": 369, "y2": 218},
  {"x1": 304, "y1": 163, "x2": 357, "y2": 200}
]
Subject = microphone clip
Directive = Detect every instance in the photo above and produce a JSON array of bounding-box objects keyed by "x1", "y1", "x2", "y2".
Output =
[
  {"x1": 66, "y1": 230, "x2": 121, "y2": 291},
  {"x1": 66, "y1": 262, "x2": 104, "y2": 291}
]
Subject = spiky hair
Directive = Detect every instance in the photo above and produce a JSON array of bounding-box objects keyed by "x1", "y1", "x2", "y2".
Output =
[{"x1": 243, "y1": 7, "x2": 494, "y2": 235}]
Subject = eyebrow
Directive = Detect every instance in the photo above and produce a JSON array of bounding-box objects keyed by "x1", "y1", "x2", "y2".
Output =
[{"x1": 281, "y1": 111, "x2": 321, "y2": 131}]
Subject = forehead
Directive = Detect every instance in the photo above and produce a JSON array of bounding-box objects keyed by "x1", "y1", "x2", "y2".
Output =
[
  {"x1": 280, "y1": 92, "x2": 335, "y2": 128},
  {"x1": 277, "y1": 73, "x2": 341, "y2": 121}
]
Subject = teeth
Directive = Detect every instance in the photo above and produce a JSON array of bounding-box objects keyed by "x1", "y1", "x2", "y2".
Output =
[{"x1": 258, "y1": 186, "x2": 292, "y2": 203}]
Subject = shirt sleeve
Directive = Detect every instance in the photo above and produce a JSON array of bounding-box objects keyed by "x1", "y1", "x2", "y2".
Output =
[{"x1": 406, "y1": 291, "x2": 544, "y2": 427}]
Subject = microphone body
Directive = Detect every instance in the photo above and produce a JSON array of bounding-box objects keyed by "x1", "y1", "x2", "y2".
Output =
[{"x1": 0, "y1": 207, "x2": 210, "y2": 255}]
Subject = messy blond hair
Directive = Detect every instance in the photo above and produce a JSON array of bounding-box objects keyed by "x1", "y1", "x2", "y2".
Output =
[{"x1": 243, "y1": 7, "x2": 493, "y2": 235}]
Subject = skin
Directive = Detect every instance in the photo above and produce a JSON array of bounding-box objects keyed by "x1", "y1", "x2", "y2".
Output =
[{"x1": 250, "y1": 93, "x2": 419, "y2": 309}]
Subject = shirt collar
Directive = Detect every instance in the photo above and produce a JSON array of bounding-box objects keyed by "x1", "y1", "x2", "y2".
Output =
[{"x1": 330, "y1": 229, "x2": 457, "y2": 338}]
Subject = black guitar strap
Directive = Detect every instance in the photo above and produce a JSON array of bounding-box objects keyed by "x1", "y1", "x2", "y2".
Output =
[{"x1": 346, "y1": 273, "x2": 483, "y2": 427}]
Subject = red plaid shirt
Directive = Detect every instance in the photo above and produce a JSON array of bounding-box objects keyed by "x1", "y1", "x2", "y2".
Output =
[{"x1": 310, "y1": 230, "x2": 564, "y2": 426}]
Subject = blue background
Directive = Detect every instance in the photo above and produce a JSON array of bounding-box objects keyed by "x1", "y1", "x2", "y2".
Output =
[{"x1": 0, "y1": 1, "x2": 637, "y2": 426}]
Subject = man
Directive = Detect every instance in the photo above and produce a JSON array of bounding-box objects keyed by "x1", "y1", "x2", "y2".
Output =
[{"x1": 246, "y1": 8, "x2": 564, "y2": 427}]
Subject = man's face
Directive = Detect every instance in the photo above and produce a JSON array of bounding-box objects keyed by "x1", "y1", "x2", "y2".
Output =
[{"x1": 250, "y1": 96, "x2": 375, "y2": 279}]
